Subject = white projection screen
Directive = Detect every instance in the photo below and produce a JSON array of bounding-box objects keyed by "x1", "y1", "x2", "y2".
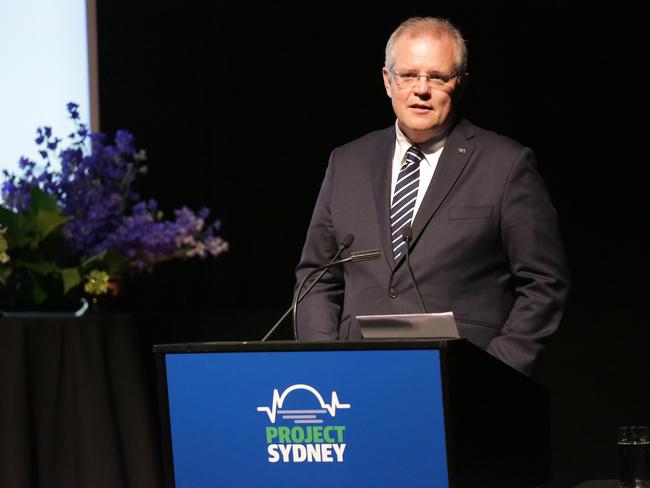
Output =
[{"x1": 0, "y1": 0, "x2": 99, "y2": 176}]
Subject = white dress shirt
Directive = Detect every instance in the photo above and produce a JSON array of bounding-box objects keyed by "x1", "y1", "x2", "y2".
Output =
[{"x1": 390, "y1": 121, "x2": 447, "y2": 219}]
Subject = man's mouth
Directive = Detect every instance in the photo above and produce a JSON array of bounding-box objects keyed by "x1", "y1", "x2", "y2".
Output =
[{"x1": 409, "y1": 104, "x2": 432, "y2": 111}]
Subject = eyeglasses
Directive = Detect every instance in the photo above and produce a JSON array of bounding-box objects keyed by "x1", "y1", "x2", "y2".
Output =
[{"x1": 389, "y1": 68, "x2": 459, "y2": 89}]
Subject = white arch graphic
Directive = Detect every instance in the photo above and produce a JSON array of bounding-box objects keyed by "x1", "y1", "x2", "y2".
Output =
[{"x1": 256, "y1": 384, "x2": 351, "y2": 423}]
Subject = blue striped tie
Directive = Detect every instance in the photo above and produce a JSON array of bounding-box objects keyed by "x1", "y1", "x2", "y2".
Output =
[{"x1": 390, "y1": 145, "x2": 424, "y2": 260}]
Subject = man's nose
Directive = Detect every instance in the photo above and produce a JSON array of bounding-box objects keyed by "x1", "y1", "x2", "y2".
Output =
[{"x1": 413, "y1": 76, "x2": 431, "y2": 96}]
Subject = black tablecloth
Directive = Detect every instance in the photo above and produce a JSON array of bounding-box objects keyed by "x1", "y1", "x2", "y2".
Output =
[
  {"x1": 0, "y1": 314, "x2": 162, "y2": 487},
  {"x1": 572, "y1": 481, "x2": 618, "y2": 487}
]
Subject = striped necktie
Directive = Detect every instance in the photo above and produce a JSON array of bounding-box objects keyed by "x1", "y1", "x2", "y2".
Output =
[{"x1": 390, "y1": 145, "x2": 424, "y2": 260}]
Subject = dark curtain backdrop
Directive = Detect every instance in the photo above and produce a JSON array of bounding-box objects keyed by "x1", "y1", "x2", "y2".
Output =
[{"x1": 96, "y1": 1, "x2": 648, "y2": 486}]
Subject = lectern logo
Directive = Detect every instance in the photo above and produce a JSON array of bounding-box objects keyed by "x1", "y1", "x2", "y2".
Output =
[{"x1": 256, "y1": 384, "x2": 350, "y2": 463}]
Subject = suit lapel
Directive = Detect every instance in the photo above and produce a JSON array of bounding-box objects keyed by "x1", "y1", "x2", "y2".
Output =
[
  {"x1": 369, "y1": 120, "x2": 476, "y2": 269},
  {"x1": 411, "y1": 119, "x2": 476, "y2": 245},
  {"x1": 370, "y1": 128, "x2": 397, "y2": 270}
]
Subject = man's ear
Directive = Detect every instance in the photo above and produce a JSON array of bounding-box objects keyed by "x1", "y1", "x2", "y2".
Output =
[
  {"x1": 382, "y1": 67, "x2": 392, "y2": 98},
  {"x1": 453, "y1": 72, "x2": 469, "y2": 102}
]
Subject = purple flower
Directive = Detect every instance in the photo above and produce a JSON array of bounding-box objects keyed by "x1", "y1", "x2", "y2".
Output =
[
  {"x1": 2, "y1": 180, "x2": 17, "y2": 196},
  {"x1": 47, "y1": 137, "x2": 61, "y2": 151},
  {"x1": 115, "y1": 130, "x2": 135, "y2": 155},
  {"x1": 2, "y1": 102, "x2": 227, "y2": 276},
  {"x1": 67, "y1": 102, "x2": 80, "y2": 119},
  {"x1": 18, "y1": 157, "x2": 32, "y2": 169}
]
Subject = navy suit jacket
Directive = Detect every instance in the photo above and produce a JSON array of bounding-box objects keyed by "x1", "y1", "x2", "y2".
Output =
[{"x1": 296, "y1": 118, "x2": 569, "y2": 374}]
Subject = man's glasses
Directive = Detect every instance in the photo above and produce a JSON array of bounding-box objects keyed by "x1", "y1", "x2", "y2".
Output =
[{"x1": 389, "y1": 68, "x2": 459, "y2": 89}]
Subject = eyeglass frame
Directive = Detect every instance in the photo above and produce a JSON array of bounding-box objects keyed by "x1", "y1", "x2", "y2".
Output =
[{"x1": 388, "y1": 67, "x2": 461, "y2": 88}]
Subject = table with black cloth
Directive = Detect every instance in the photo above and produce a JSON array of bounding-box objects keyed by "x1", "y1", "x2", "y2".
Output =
[
  {"x1": 536, "y1": 481, "x2": 619, "y2": 487},
  {"x1": 0, "y1": 314, "x2": 162, "y2": 488}
]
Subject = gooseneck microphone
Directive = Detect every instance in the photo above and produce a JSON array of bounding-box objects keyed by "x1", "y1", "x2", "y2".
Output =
[
  {"x1": 292, "y1": 248, "x2": 382, "y2": 341},
  {"x1": 402, "y1": 225, "x2": 427, "y2": 313},
  {"x1": 260, "y1": 234, "x2": 354, "y2": 341}
]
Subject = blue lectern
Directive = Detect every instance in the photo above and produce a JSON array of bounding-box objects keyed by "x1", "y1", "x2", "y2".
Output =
[{"x1": 154, "y1": 339, "x2": 550, "y2": 488}]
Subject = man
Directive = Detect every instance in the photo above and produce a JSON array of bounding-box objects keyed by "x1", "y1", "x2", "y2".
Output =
[{"x1": 295, "y1": 16, "x2": 569, "y2": 375}]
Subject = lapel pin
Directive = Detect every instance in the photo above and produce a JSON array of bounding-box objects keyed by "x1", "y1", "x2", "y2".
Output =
[{"x1": 457, "y1": 147, "x2": 466, "y2": 154}]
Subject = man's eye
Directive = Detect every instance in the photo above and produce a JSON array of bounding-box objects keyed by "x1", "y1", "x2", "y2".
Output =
[
  {"x1": 401, "y1": 73, "x2": 419, "y2": 79},
  {"x1": 427, "y1": 74, "x2": 445, "y2": 81}
]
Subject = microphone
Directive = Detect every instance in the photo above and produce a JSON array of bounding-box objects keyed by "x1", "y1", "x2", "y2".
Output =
[
  {"x1": 260, "y1": 234, "x2": 354, "y2": 341},
  {"x1": 292, "y1": 248, "x2": 381, "y2": 341},
  {"x1": 402, "y1": 225, "x2": 427, "y2": 313}
]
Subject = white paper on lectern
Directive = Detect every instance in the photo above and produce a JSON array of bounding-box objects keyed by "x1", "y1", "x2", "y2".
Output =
[{"x1": 356, "y1": 311, "x2": 459, "y2": 339}]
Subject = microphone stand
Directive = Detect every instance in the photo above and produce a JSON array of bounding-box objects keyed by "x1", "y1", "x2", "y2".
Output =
[
  {"x1": 261, "y1": 234, "x2": 354, "y2": 341},
  {"x1": 292, "y1": 249, "x2": 381, "y2": 341},
  {"x1": 402, "y1": 225, "x2": 427, "y2": 313}
]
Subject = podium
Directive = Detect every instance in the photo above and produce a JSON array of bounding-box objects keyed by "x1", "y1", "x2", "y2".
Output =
[{"x1": 154, "y1": 339, "x2": 550, "y2": 488}]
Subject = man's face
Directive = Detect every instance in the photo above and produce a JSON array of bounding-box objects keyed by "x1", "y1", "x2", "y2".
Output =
[{"x1": 382, "y1": 33, "x2": 460, "y2": 143}]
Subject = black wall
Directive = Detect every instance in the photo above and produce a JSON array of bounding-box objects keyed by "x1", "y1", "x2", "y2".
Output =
[{"x1": 96, "y1": 2, "x2": 648, "y2": 486}]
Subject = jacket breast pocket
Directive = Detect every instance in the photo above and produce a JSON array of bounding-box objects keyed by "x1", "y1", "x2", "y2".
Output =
[{"x1": 448, "y1": 205, "x2": 493, "y2": 220}]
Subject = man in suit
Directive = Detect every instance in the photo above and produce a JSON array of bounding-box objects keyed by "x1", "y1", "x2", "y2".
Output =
[{"x1": 295, "y1": 16, "x2": 569, "y2": 375}]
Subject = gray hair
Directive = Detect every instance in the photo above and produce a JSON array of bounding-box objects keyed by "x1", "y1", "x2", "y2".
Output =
[{"x1": 385, "y1": 17, "x2": 468, "y2": 77}]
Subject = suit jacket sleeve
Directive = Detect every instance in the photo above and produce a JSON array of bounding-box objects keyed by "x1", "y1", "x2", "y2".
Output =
[
  {"x1": 486, "y1": 147, "x2": 569, "y2": 374},
  {"x1": 294, "y1": 150, "x2": 344, "y2": 340}
]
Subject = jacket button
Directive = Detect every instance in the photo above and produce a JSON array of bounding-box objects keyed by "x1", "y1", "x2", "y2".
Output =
[{"x1": 389, "y1": 287, "x2": 398, "y2": 298}]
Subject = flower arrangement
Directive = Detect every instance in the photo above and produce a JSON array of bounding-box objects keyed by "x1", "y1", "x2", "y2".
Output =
[{"x1": 0, "y1": 103, "x2": 227, "y2": 313}]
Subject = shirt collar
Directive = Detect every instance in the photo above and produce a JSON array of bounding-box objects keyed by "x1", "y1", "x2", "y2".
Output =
[{"x1": 394, "y1": 120, "x2": 448, "y2": 166}]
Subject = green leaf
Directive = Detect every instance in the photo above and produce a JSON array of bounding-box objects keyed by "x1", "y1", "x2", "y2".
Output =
[
  {"x1": 80, "y1": 250, "x2": 107, "y2": 270},
  {"x1": 29, "y1": 187, "x2": 69, "y2": 242},
  {"x1": 31, "y1": 275, "x2": 48, "y2": 304},
  {"x1": 14, "y1": 259, "x2": 57, "y2": 274},
  {"x1": 33, "y1": 208, "x2": 70, "y2": 242},
  {"x1": 0, "y1": 206, "x2": 18, "y2": 228},
  {"x1": 29, "y1": 187, "x2": 60, "y2": 213},
  {"x1": 80, "y1": 249, "x2": 127, "y2": 276},
  {"x1": 2, "y1": 188, "x2": 68, "y2": 249},
  {"x1": 0, "y1": 266, "x2": 12, "y2": 284},
  {"x1": 61, "y1": 267, "x2": 82, "y2": 294},
  {"x1": 1, "y1": 209, "x2": 30, "y2": 248},
  {"x1": 102, "y1": 250, "x2": 128, "y2": 274}
]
